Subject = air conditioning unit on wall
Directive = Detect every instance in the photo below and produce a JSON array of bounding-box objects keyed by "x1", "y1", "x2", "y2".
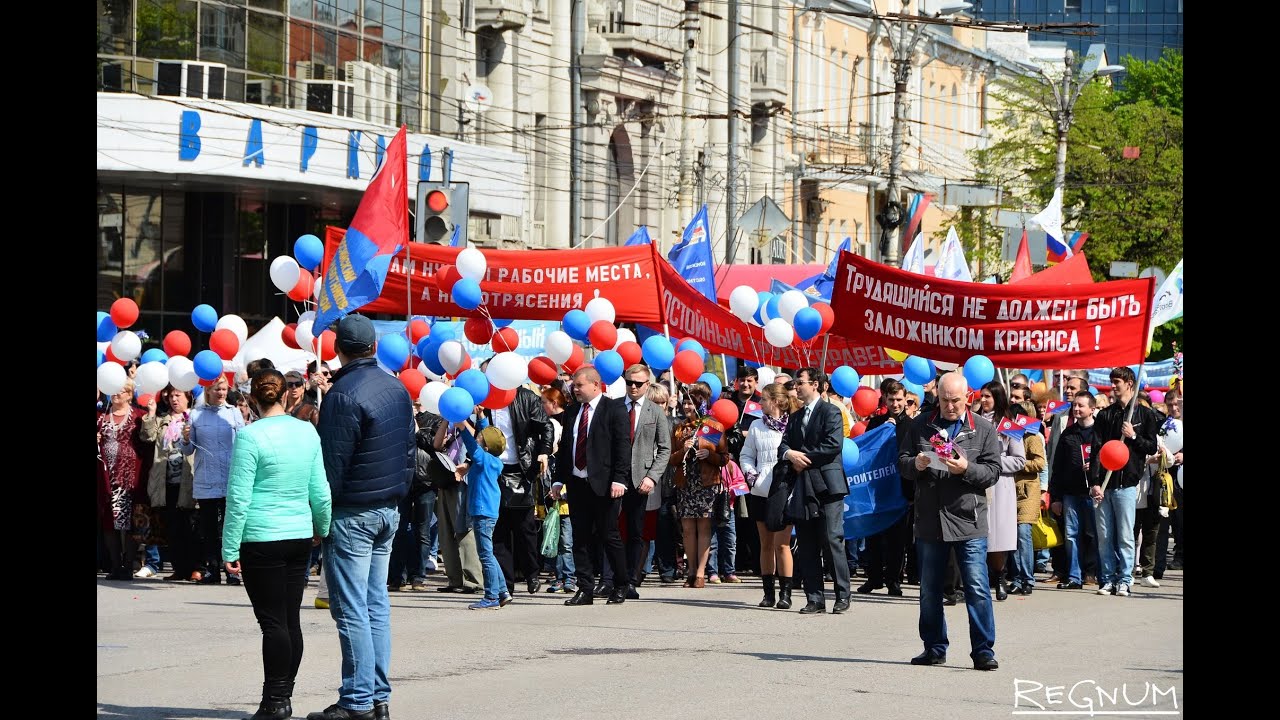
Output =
[
  {"x1": 154, "y1": 60, "x2": 227, "y2": 99},
  {"x1": 293, "y1": 79, "x2": 355, "y2": 118}
]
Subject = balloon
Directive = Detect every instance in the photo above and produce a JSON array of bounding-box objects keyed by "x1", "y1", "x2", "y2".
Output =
[
  {"x1": 812, "y1": 302, "x2": 835, "y2": 335},
  {"x1": 97, "y1": 312, "x2": 118, "y2": 342},
  {"x1": 1148, "y1": 389, "x2": 1165, "y2": 405},
  {"x1": 710, "y1": 398, "x2": 739, "y2": 427},
  {"x1": 849, "y1": 421, "x2": 868, "y2": 438},
  {"x1": 160, "y1": 330, "x2": 190, "y2": 358},
  {"x1": 408, "y1": 319, "x2": 432, "y2": 345},
  {"x1": 885, "y1": 348, "x2": 909, "y2": 362},
  {"x1": 492, "y1": 318, "x2": 514, "y2": 328},
  {"x1": 614, "y1": 328, "x2": 637, "y2": 348},
  {"x1": 778, "y1": 290, "x2": 809, "y2": 324},
  {"x1": 1099, "y1": 440, "x2": 1130, "y2": 472},
  {"x1": 584, "y1": 297, "x2": 617, "y2": 324},
  {"x1": 193, "y1": 350, "x2": 224, "y2": 381},
  {"x1": 293, "y1": 234, "x2": 325, "y2": 271},
  {"x1": 763, "y1": 318, "x2": 794, "y2": 348},
  {"x1": 793, "y1": 307, "x2": 822, "y2": 341},
  {"x1": 545, "y1": 331, "x2": 575, "y2": 365},
  {"x1": 528, "y1": 356, "x2": 560, "y2": 386},
  {"x1": 455, "y1": 368, "x2": 492, "y2": 406},
  {"x1": 492, "y1": 327, "x2": 519, "y2": 353},
  {"x1": 209, "y1": 328, "x2": 240, "y2": 360},
  {"x1": 270, "y1": 255, "x2": 301, "y2": 293},
  {"x1": 377, "y1": 333, "x2": 411, "y2": 372},
  {"x1": 451, "y1": 278, "x2": 483, "y2": 310},
  {"x1": 616, "y1": 341, "x2": 642, "y2": 368},
  {"x1": 97, "y1": 348, "x2": 105, "y2": 368},
  {"x1": 830, "y1": 366, "x2": 860, "y2": 398},
  {"x1": 487, "y1": 352, "x2": 529, "y2": 390},
  {"x1": 698, "y1": 373, "x2": 723, "y2": 400},
  {"x1": 435, "y1": 265, "x2": 461, "y2": 292},
  {"x1": 167, "y1": 356, "x2": 198, "y2": 391},
  {"x1": 593, "y1": 350, "x2": 625, "y2": 385},
  {"x1": 318, "y1": 330, "x2": 338, "y2": 361},
  {"x1": 852, "y1": 387, "x2": 879, "y2": 417},
  {"x1": 963, "y1": 355, "x2": 996, "y2": 390},
  {"x1": 103, "y1": 346, "x2": 124, "y2": 366},
  {"x1": 1161, "y1": 418, "x2": 1183, "y2": 455},
  {"x1": 139, "y1": 348, "x2": 167, "y2": 366},
  {"x1": 562, "y1": 344, "x2": 585, "y2": 373},
  {"x1": 588, "y1": 321, "x2": 618, "y2": 352},
  {"x1": 753, "y1": 291, "x2": 774, "y2": 325},
  {"x1": 756, "y1": 367, "x2": 776, "y2": 387},
  {"x1": 671, "y1": 339, "x2": 703, "y2": 363},
  {"x1": 110, "y1": 330, "x2": 142, "y2": 362},
  {"x1": 456, "y1": 247, "x2": 488, "y2": 281},
  {"x1": 437, "y1": 341, "x2": 469, "y2": 376},
  {"x1": 481, "y1": 385, "x2": 518, "y2": 410},
  {"x1": 842, "y1": 438, "x2": 861, "y2": 474},
  {"x1": 282, "y1": 323, "x2": 300, "y2": 349},
  {"x1": 135, "y1": 393, "x2": 155, "y2": 409},
  {"x1": 672, "y1": 350, "x2": 704, "y2": 384},
  {"x1": 419, "y1": 342, "x2": 447, "y2": 378},
  {"x1": 110, "y1": 297, "x2": 140, "y2": 329},
  {"x1": 563, "y1": 309, "x2": 592, "y2": 342},
  {"x1": 438, "y1": 387, "x2": 476, "y2": 423},
  {"x1": 641, "y1": 335, "x2": 675, "y2": 370},
  {"x1": 903, "y1": 356, "x2": 934, "y2": 386},
  {"x1": 285, "y1": 270, "x2": 313, "y2": 302},
  {"x1": 431, "y1": 325, "x2": 457, "y2": 344},
  {"x1": 398, "y1": 368, "x2": 427, "y2": 399},
  {"x1": 419, "y1": 381, "x2": 449, "y2": 415},
  {"x1": 97, "y1": 362, "x2": 128, "y2": 396},
  {"x1": 729, "y1": 285, "x2": 759, "y2": 320},
  {"x1": 464, "y1": 316, "x2": 494, "y2": 344},
  {"x1": 765, "y1": 294, "x2": 781, "y2": 323},
  {"x1": 902, "y1": 380, "x2": 924, "y2": 402},
  {"x1": 215, "y1": 314, "x2": 249, "y2": 345},
  {"x1": 128, "y1": 364, "x2": 164, "y2": 398},
  {"x1": 192, "y1": 304, "x2": 219, "y2": 333}
]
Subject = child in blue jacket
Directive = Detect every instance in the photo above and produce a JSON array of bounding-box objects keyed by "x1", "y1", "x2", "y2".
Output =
[{"x1": 457, "y1": 416, "x2": 509, "y2": 609}]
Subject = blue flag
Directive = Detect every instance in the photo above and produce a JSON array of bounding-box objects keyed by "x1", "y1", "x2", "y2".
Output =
[
  {"x1": 449, "y1": 222, "x2": 464, "y2": 247},
  {"x1": 624, "y1": 226, "x2": 652, "y2": 246},
  {"x1": 795, "y1": 236, "x2": 851, "y2": 301},
  {"x1": 668, "y1": 205, "x2": 717, "y2": 301},
  {"x1": 843, "y1": 424, "x2": 909, "y2": 540}
]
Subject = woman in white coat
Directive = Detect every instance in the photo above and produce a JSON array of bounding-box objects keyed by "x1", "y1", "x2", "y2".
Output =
[
  {"x1": 739, "y1": 382, "x2": 802, "y2": 610},
  {"x1": 977, "y1": 381, "x2": 1025, "y2": 601}
]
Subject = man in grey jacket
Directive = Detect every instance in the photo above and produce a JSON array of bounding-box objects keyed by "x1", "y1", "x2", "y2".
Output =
[
  {"x1": 619, "y1": 364, "x2": 671, "y2": 598},
  {"x1": 899, "y1": 372, "x2": 1002, "y2": 671}
]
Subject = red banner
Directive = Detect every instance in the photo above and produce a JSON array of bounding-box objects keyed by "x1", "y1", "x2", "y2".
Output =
[{"x1": 829, "y1": 252, "x2": 1154, "y2": 368}]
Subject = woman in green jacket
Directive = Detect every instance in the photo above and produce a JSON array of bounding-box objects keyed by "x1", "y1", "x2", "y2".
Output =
[{"x1": 222, "y1": 369, "x2": 332, "y2": 720}]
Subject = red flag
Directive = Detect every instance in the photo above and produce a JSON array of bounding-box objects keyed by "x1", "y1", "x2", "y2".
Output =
[
  {"x1": 1010, "y1": 229, "x2": 1033, "y2": 283},
  {"x1": 996, "y1": 417, "x2": 1025, "y2": 436}
]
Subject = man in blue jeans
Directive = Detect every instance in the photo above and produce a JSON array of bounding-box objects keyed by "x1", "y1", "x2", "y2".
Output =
[
  {"x1": 899, "y1": 372, "x2": 1002, "y2": 671},
  {"x1": 311, "y1": 314, "x2": 416, "y2": 720}
]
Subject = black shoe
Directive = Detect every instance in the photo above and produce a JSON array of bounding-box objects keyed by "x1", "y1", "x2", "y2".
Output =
[
  {"x1": 374, "y1": 701, "x2": 389, "y2": 720},
  {"x1": 832, "y1": 598, "x2": 850, "y2": 614},
  {"x1": 886, "y1": 583, "x2": 904, "y2": 597},
  {"x1": 659, "y1": 575, "x2": 676, "y2": 583},
  {"x1": 435, "y1": 585, "x2": 462, "y2": 593},
  {"x1": 758, "y1": 575, "x2": 776, "y2": 608},
  {"x1": 910, "y1": 650, "x2": 947, "y2": 666},
  {"x1": 592, "y1": 582, "x2": 610, "y2": 598},
  {"x1": 995, "y1": 581, "x2": 1009, "y2": 601},
  {"x1": 458, "y1": 586, "x2": 481, "y2": 594},
  {"x1": 973, "y1": 655, "x2": 1000, "y2": 671},
  {"x1": 798, "y1": 601, "x2": 826, "y2": 615},
  {"x1": 942, "y1": 593, "x2": 958, "y2": 606},
  {"x1": 1020, "y1": 585, "x2": 1033, "y2": 595},
  {"x1": 198, "y1": 572, "x2": 221, "y2": 585},
  {"x1": 306, "y1": 703, "x2": 376, "y2": 720},
  {"x1": 625, "y1": 585, "x2": 640, "y2": 600},
  {"x1": 248, "y1": 681, "x2": 292, "y2": 720},
  {"x1": 775, "y1": 577, "x2": 793, "y2": 610},
  {"x1": 606, "y1": 588, "x2": 627, "y2": 604},
  {"x1": 1056, "y1": 580, "x2": 1083, "y2": 590},
  {"x1": 527, "y1": 577, "x2": 542, "y2": 595},
  {"x1": 856, "y1": 581, "x2": 883, "y2": 594},
  {"x1": 564, "y1": 589, "x2": 594, "y2": 606}
]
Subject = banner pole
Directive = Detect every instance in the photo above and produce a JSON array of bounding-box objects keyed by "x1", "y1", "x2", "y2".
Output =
[{"x1": 819, "y1": 334, "x2": 831, "y2": 373}]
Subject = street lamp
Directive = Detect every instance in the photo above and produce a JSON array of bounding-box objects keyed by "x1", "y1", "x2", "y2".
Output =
[
  {"x1": 1040, "y1": 46, "x2": 1125, "y2": 197},
  {"x1": 878, "y1": 0, "x2": 972, "y2": 265}
]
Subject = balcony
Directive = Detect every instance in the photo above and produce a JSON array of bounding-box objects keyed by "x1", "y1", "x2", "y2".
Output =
[
  {"x1": 751, "y1": 47, "x2": 787, "y2": 110},
  {"x1": 602, "y1": 0, "x2": 683, "y2": 64},
  {"x1": 475, "y1": 0, "x2": 532, "y2": 32}
]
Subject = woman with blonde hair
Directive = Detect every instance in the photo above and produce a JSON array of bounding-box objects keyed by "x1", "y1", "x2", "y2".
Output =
[
  {"x1": 669, "y1": 382, "x2": 729, "y2": 588},
  {"x1": 739, "y1": 382, "x2": 801, "y2": 609},
  {"x1": 97, "y1": 378, "x2": 148, "y2": 580}
]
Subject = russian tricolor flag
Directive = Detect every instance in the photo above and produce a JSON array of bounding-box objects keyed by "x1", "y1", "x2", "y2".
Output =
[{"x1": 1047, "y1": 231, "x2": 1087, "y2": 265}]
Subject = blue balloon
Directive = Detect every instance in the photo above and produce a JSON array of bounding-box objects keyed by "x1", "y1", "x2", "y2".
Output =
[
  {"x1": 793, "y1": 307, "x2": 822, "y2": 341},
  {"x1": 641, "y1": 335, "x2": 675, "y2": 370},
  {"x1": 141, "y1": 348, "x2": 169, "y2": 365},
  {"x1": 451, "y1": 278, "x2": 483, "y2": 311},
  {"x1": 903, "y1": 356, "x2": 934, "y2": 385},
  {"x1": 492, "y1": 318, "x2": 514, "y2": 328},
  {"x1": 698, "y1": 372, "x2": 722, "y2": 400},
  {"x1": 563, "y1": 310, "x2": 592, "y2": 342},
  {"x1": 454, "y1": 368, "x2": 491, "y2": 406},
  {"x1": 830, "y1": 366, "x2": 860, "y2": 398},
  {"x1": 192, "y1": 304, "x2": 219, "y2": 333},
  {"x1": 97, "y1": 312, "x2": 117, "y2": 342},
  {"x1": 415, "y1": 336, "x2": 435, "y2": 362},
  {"x1": 765, "y1": 294, "x2": 781, "y2": 323},
  {"x1": 963, "y1": 354, "x2": 995, "y2": 390},
  {"x1": 677, "y1": 338, "x2": 707, "y2": 363},
  {"x1": 594, "y1": 350, "x2": 625, "y2": 385},
  {"x1": 377, "y1": 333, "x2": 411, "y2": 371},
  {"x1": 192, "y1": 385, "x2": 204, "y2": 399},
  {"x1": 431, "y1": 326, "x2": 457, "y2": 344},
  {"x1": 753, "y1": 291, "x2": 773, "y2": 325},
  {"x1": 438, "y1": 387, "x2": 476, "y2": 424},
  {"x1": 420, "y1": 341, "x2": 446, "y2": 376},
  {"x1": 293, "y1": 234, "x2": 325, "y2": 272},
  {"x1": 902, "y1": 380, "x2": 924, "y2": 402},
  {"x1": 841, "y1": 438, "x2": 861, "y2": 475},
  {"x1": 193, "y1": 350, "x2": 224, "y2": 381},
  {"x1": 97, "y1": 348, "x2": 105, "y2": 368}
]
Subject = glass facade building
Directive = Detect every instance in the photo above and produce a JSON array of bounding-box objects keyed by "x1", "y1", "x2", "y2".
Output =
[{"x1": 969, "y1": 0, "x2": 1183, "y2": 63}]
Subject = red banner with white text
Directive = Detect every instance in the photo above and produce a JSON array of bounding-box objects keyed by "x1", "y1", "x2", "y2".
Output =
[{"x1": 829, "y1": 251, "x2": 1154, "y2": 368}]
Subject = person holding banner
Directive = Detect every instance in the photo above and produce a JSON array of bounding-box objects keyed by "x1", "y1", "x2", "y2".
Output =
[
  {"x1": 669, "y1": 382, "x2": 729, "y2": 589},
  {"x1": 739, "y1": 382, "x2": 801, "y2": 609},
  {"x1": 900, "y1": 372, "x2": 1002, "y2": 671}
]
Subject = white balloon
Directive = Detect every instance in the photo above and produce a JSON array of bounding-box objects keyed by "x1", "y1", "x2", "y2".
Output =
[
  {"x1": 135, "y1": 361, "x2": 169, "y2": 395},
  {"x1": 297, "y1": 310, "x2": 316, "y2": 325},
  {"x1": 418, "y1": 361, "x2": 445, "y2": 382},
  {"x1": 110, "y1": 330, "x2": 142, "y2": 362},
  {"x1": 614, "y1": 328, "x2": 637, "y2": 349},
  {"x1": 605, "y1": 376, "x2": 626, "y2": 399},
  {"x1": 270, "y1": 256, "x2": 301, "y2": 294},
  {"x1": 314, "y1": 275, "x2": 325, "y2": 300},
  {"x1": 585, "y1": 297, "x2": 616, "y2": 324},
  {"x1": 756, "y1": 367, "x2": 776, "y2": 387},
  {"x1": 438, "y1": 341, "x2": 469, "y2": 375},
  {"x1": 1160, "y1": 418, "x2": 1183, "y2": 455},
  {"x1": 216, "y1": 314, "x2": 249, "y2": 345},
  {"x1": 764, "y1": 318, "x2": 794, "y2": 348},
  {"x1": 456, "y1": 248, "x2": 488, "y2": 282},
  {"x1": 167, "y1": 356, "x2": 198, "y2": 391},
  {"x1": 419, "y1": 381, "x2": 450, "y2": 415},
  {"x1": 487, "y1": 351, "x2": 529, "y2": 390},
  {"x1": 295, "y1": 319, "x2": 316, "y2": 351},
  {"x1": 545, "y1": 331, "x2": 574, "y2": 365},
  {"x1": 778, "y1": 290, "x2": 810, "y2": 325},
  {"x1": 97, "y1": 362, "x2": 128, "y2": 396},
  {"x1": 729, "y1": 285, "x2": 759, "y2": 320}
]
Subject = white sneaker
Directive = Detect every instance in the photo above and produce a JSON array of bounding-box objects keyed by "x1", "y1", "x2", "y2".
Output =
[
  {"x1": 1097, "y1": 582, "x2": 1114, "y2": 595},
  {"x1": 134, "y1": 566, "x2": 156, "y2": 579},
  {"x1": 1141, "y1": 575, "x2": 1160, "y2": 588},
  {"x1": 1115, "y1": 583, "x2": 1130, "y2": 597}
]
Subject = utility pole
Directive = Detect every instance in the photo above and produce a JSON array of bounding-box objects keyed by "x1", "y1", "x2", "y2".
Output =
[
  {"x1": 789, "y1": 6, "x2": 802, "y2": 264},
  {"x1": 570, "y1": 0, "x2": 585, "y2": 249},
  {"x1": 1043, "y1": 47, "x2": 1125, "y2": 197},
  {"x1": 725, "y1": 0, "x2": 740, "y2": 264},
  {"x1": 678, "y1": 1, "x2": 700, "y2": 224}
]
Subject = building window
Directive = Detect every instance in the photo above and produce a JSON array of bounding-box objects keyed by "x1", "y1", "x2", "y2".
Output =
[
  {"x1": 1065, "y1": 0, "x2": 1081, "y2": 11},
  {"x1": 1129, "y1": 0, "x2": 1146, "y2": 11},
  {"x1": 137, "y1": 0, "x2": 198, "y2": 59}
]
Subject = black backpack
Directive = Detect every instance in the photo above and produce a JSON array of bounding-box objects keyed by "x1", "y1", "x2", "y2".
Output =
[{"x1": 416, "y1": 411, "x2": 460, "y2": 490}]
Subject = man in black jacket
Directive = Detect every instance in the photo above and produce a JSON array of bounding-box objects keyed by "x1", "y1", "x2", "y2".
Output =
[
  {"x1": 1048, "y1": 392, "x2": 1098, "y2": 590},
  {"x1": 858, "y1": 379, "x2": 911, "y2": 596}
]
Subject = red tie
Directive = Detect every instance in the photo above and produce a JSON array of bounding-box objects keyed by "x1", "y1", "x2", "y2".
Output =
[
  {"x1": 575, "y1": 403, "x2": 590, "y2": 471},
  {"x1": 629, "y1": 400, "x2": 637, "y2": 441}
]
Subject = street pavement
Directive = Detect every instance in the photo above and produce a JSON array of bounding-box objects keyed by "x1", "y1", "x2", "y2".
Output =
[{"x1": 98, "y1": 569, "x2": 1183, "y2": 720}]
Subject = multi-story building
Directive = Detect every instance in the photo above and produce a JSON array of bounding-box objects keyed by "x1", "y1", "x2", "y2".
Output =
[{"x1": 968, "y1": 0, "x2": 1183, "y2": 63}]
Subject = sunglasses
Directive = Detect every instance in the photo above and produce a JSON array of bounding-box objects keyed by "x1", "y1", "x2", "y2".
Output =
[
  {"x1": 1010, "y1": 382, "x2": 1027, "y2": 390},
  {"x1": 625, "y1": 380, "x2": 648, "y2": 388},
  {"x1": 906, "y1": 400, "x2": 918, "y2": 406},
  {"x1": 286, "y1": 381, "x2": 305, "y2": 388}
]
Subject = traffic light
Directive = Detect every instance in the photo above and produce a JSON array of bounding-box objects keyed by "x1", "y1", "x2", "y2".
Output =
[{"x1": 415, "y1": 181, "x2": 469, "y2": 244}]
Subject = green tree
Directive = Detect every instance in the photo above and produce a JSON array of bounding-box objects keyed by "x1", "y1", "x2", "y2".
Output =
[{"x1": 1110, "y1": 50, "x2": 1183, "y2": 117}]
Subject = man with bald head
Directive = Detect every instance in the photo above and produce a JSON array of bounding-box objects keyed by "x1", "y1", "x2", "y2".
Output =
[{"x1": 899, "y1": 372, "x2": 1002, "y2": 671}]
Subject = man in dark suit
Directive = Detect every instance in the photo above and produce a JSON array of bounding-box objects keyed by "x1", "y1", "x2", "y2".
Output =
[
  {"x1": 777, "y1": 367, "x2": 851, "y2": 615},
  {"x1": 551, "y1": 367, "x2": 633, "y2": 606}
]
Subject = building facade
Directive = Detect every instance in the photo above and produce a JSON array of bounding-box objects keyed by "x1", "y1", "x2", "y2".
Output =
[{"x1": 969, "y1": 0, "x2": 1183, "y2": 63}]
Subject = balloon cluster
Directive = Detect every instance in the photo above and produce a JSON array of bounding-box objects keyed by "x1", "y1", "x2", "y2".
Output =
[
  {"x1": 727, "y1": 286, "x2": 834, "y2": 348},
  {"x1": 270, "y1": 234, "x2": 326, "y2": 303}
]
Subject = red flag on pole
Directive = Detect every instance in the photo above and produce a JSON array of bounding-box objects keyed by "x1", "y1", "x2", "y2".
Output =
[{"x1": 1010, "y1": 229, "x2": 1033, "y2": 283}]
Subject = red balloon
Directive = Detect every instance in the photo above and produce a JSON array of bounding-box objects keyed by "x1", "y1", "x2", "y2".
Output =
[
  {"x1": 456, "y1": 353, "x2": 472, "y2": 375},
  {"x1": 282, "y1": 323, "x2": 300, "y2": 349},
  {"x1": 436, "y1": 265, "x2": 460, "y2": 291},
  {"x1": 223, "y1": 371, "x2": 237, "y2": 388},
  {"x1": 562, "y1": 344, "x2": 585, "y2": 374},
  {"x1": 104, "y1": 346, "x2": 126, "y2": 365},
  {"x1": 616, "y1": 340, "x2": 642, "y2": 368},
  {"x1": 849, "y1": 421, "x2": 868, "y2": 438},
  {"x1": 136, "y1": 393, "x2": 154, "y2": 408},
  {"x1": 852, "y1": 387, "x2": 879, "y2": 417},
  {"x1": 710, "y1": 398, "x2": 740, "y2": 428},
  {"x1": 399, "y1": 368, "x2": 427, "y2": 399},
  {"x1": 463, "y1": 316, "x2": 494, "y2": 344},
  {"x1": 481, "y1": 384, "x2": 517, "y2": 410},
  {"x1": 288, "y1": 272, "x2": 314, "y2": 302},
  {"x1": 588, "y1": 321, "x2": 618, "y2": 352},
  {"x1": 492, "y1": 327, "x2": 520, "y2": 353},
  {"x1": 163, "y1": 330, "x2": 192, "y2": 358},
  {"x1": 408, "y1": 319, "x2": 432, "y2": 345},
  {"x1": 528, "y1": 356, "x2": 559, "y2": 386},
  {"x1": 318, "y1": 330, "x2": 338, "y2": 361},
  {"x1": 110, "y1": 297, "x2": 140, "y2": 329},
  {"x1": 1099, "y1": 440, "x2": 1130, "y2": 472},
  {"x1": 672, "y1": 350, "x2": 704, "y2": 384},
  {"x1": 198, "y1": 376, "x2": 215, "y2": 387},
  {"x1": 209, "y1": 328, "x2": 240, "y2": 360},
  {"x1": 812, "y1": 302, "x2": 835, "y2": 335}
]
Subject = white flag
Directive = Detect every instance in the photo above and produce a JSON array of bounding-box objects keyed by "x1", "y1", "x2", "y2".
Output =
[
  {"x1": 901, "y1": 232, "x2": 926, "y2": 274},
  {"x1": 1029, "y1": 188, "x2": 1064, "y2": 248},
  {"x1": 1150, "y1": 259, "x2": 1183, "y2": 328},
  {"x1": 935, "y1": 227, "x2": 973, "y2": 282}
]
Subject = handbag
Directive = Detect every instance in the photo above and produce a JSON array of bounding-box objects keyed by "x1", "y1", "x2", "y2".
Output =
[
  {"x1": 1031, "y1": 509, "x2": 1062, "y2": 550},
  {"x1": 539, "y1": 502, "x2": 561, "y2": 558},
  {"x1": 499, "y1": 468, "x2": 537, "y2": 509}
]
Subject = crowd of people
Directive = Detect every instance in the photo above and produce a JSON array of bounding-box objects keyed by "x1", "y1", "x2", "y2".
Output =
[{"x1": 98, "y1": 320, "x2": 1184, "y2": 717}]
